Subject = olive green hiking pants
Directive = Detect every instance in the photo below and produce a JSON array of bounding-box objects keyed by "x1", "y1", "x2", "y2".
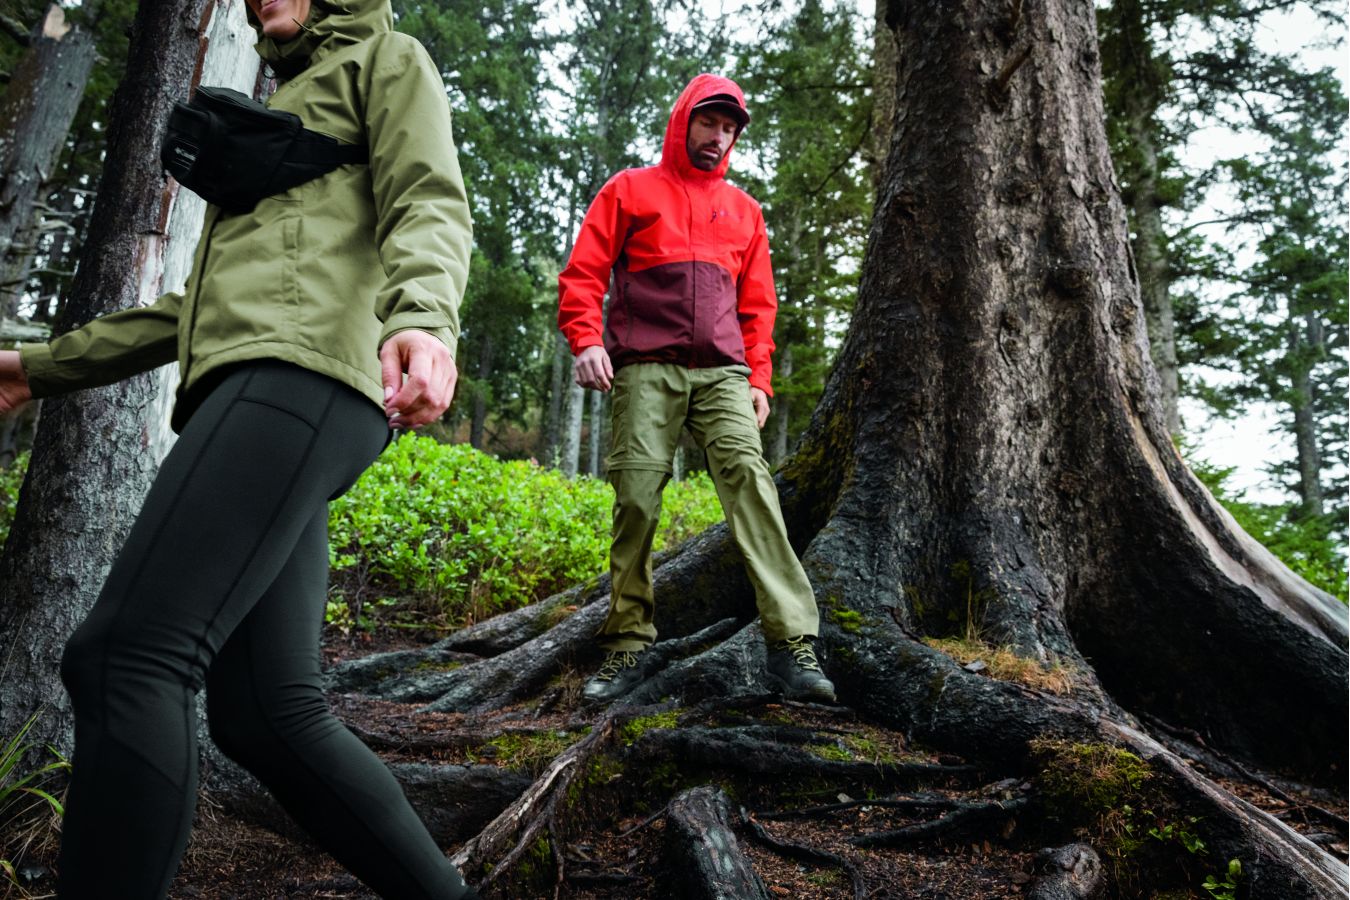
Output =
[{"x1": 598, "y1": 363, "x2": 819, "y2": 651}]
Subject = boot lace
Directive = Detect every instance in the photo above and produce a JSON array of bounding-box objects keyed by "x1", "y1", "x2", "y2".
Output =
[
  {"x1": 595, "y1": 650, "x2": 639, "y2": 682},
  {"x1": 779, "y1": 636, "x2": 823, "y2": 673}
]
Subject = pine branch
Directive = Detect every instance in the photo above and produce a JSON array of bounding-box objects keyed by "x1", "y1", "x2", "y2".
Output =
[{"x1": 0, "y1": 11, "x2": 29, "y2": 46}]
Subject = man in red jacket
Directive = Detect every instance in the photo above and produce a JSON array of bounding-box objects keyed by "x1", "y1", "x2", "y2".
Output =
[{"x1": 558, "y1": 74, "x2": 835, "y2": 704}]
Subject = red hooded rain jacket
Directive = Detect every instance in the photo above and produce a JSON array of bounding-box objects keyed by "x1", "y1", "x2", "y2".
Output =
[{"x1": 557, "y1": 74, "x2": 778, "y2": 395}]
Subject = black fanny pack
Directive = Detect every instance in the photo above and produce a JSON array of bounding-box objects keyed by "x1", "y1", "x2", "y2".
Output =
[{"x1": 160, "y1": 86, "x2": 368, "y2": 214}]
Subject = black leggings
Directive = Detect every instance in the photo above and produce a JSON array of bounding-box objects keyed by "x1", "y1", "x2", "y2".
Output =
[{"x1": 57, "y1": 361, "x2": 471, "y2": 899}]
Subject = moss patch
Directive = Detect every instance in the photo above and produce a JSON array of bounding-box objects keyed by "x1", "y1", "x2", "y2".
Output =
[
  {"x1": 829, "y1": 608, "x2": 865, "y2": 633},
  {"x1": 481, "y1": 730, "x2": 580, "y2": 774},
  {"x1": 411, "y1": 657, "x2": 462, "y2": 673},
  {"x1": 508, "y1": 835, "x2": 555, "y2": 893},
  {"x1": 807, "y1": 741, "x2": 854, "y2": 762},
  {"x1": 620, "y1": 710, "x2": 681, "y2": 746},
  {"x1": 1032, "y1": 739, "x2": 1151, "y2": 814},
  {"x1": 806, "y1": 730, "x2": 903, "y2": 765},
  {"x1": 1030, "y1": 738, "x2": 1185, "y2": 889}
]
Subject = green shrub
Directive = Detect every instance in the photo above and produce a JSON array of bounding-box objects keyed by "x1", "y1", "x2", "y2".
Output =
[
  {"x1": 327, "y1": 435, "x2": 724, "y2": 625},
  {"x1": 0, "y1": 451, "x2": 27, "y2": 549},
  {"x1": 657, "y1": 470, "x2": 724, "y2": 548}
]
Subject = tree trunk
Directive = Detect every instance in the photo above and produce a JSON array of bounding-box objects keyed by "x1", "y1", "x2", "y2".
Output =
[
  {"x1": 1124, "y1": 99, "x2": 1179, "y2": 438},
  {"x1": 0, "y1": 5, "x2": 95, "y2": 319},
  {"x1": 470, "y1": 333, "x2": 492, "y2": 450},
  {"x1": 870, "y1": 0, "x2": 897, "y2": 187},
  {"x1": 324, "y1": 1, "x2": 1348, "y2": 896},
  {"x1": 794, "y1": 0, "x2": 1344, "y2": 775},
  {"x1": 147, "y1": 0, "x2": 259, "y2": 464},
  {"x1": 767, "y1": 344, "x2": 791, "y2": 464},
  {"x1": 559, "y1": 380, "x2": 584, "y2": 477},
  {"x1": 1289, "y1": 313, "x2": 1324, "y2": 519},
  {"x1": 0, "y1": 0, "x2": 245, "y2": 761},
  {"x1": 539, "y1": 332, "x2": 567, "y2": 464}
]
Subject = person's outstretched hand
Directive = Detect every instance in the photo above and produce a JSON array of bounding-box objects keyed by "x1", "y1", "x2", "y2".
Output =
[
  {"x1": 0, "y1": 351, "x2": 33, "y2": 415},
  {"x1": 574, "y1": 345, "x2": 613, "y2": 392},
  {"x1": 380, "y1": 330, "x2": 456, "y2": 429}
]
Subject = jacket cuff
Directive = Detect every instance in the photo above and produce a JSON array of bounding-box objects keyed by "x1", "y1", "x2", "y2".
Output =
[
  {"x1": 748, "y1": 370, "x2": 773, "y2": 397},
  {"x1": 18, "y1": 342, "x2": 59, "y2": 399},
  {"x1": 571, "y1": 335, "x2": 604, "y2": 355}
]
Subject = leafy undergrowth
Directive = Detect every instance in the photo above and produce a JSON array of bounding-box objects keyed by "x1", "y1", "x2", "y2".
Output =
[{"x1": 325, "y1": 435, "x2": 723, "y2": 633}]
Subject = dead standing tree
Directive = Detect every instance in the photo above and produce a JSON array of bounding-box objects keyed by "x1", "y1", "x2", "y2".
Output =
[
  {"x1": 0, "y1": 5, "x2": 95, "y2": 320},
  {"x1": 320, "y1": 0, "x2": 1348, "y2": 895}
]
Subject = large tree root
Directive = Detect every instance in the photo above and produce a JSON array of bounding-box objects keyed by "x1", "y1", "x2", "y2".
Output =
[
  {"x1": 203, "y1": 754, "x2": 530, "y2": 845},
  {"x1": 1026, "y1": 843, "x2": 1105, "y2": 900},
  {"x1": 1102, "y1": 720, "x2": 1348, "y2": 898},
  {"x1": 323, "y1": 579, "x2": 613, "y2": 698},
  {"x1": 664, "y1": 785, "x2": 769, "y2": 900},
  {"x1": 323, "y1": 526, "x2": 761, "y2": 713},
  {"x1": 848, "y1": 796, "x2": 1028, "y2": 848},
  {"x1": 623, "y1": 621, "x2": 772, "y2": 706},
  {"x1": 821, "y1": 625, "x2": 1347, "y2": 897},
  {"x1": 630, "y1": 724, "x2": 978, "y2": 787},
  {"x1": 450, "y1": 715, "x2": 617, "y2": 894}
]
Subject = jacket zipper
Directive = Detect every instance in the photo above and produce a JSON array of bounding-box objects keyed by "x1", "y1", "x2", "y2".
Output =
[{"x1": 179, "y1": 205, "x2": 221, "y2": 387}]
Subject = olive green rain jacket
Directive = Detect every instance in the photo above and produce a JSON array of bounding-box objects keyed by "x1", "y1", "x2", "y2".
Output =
[{"x1": 20, "y1": 0, "x2": 472, "y2": 430}]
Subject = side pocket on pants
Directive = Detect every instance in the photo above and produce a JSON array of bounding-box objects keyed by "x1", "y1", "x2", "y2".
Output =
[{"x1": 605, "y1": 371, "x2": 631, "y2": 471}]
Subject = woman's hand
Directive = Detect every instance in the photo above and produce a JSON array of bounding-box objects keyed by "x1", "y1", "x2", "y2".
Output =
[
  {"x1": 379, "y1": 330, "x2": 456, "y2": 429},
  {"x1": 0, "y1": 351, "x2": 33, "y2": 414}
]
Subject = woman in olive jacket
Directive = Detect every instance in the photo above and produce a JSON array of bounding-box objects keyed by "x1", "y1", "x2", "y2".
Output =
[{"x1": 0, "y1": 1, "x2": 477, "y2": 897}]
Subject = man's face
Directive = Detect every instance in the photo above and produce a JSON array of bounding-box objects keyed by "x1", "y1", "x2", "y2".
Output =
[
  {"x1": 246, "y1": 0, "x2": 312, "y2": 40},
  {"x1": 686, "y1": 108, "x2": 740, "y2": 171}
]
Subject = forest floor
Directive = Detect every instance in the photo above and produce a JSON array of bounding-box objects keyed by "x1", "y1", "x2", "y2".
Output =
[{"x1": 2, "y1": 626, "x2": 1344, "y2": 900}]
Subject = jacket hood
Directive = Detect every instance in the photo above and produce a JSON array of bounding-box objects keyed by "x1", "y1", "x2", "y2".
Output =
[
  {"x1": 250, "y1": 0, "x2": 391, "y2": 79},
  {"x1": 660, "y1": 74, "x2": 749, "y2": 182}
]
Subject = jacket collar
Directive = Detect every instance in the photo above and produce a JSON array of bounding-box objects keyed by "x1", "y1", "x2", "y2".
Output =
[
  {"x1": 249, "y1": 0, "x2": 391, "y2": 79},
  {"x1": 659, "y1": 74, "x2": 749, "y2": 183}
]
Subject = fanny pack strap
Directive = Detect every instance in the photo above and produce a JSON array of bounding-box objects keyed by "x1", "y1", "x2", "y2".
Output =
[{"x1": 291, "y1": 129, "x2": 369, "y2": 168}]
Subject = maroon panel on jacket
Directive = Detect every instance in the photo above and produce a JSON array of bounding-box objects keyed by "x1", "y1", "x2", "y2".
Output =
[{"x1": 605, "y1": 260, "x2": 746, "y2": 371}]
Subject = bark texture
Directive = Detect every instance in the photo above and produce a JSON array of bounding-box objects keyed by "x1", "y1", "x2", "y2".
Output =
[
  {"x1": 663, "y1": 786, "x2": 768, "y2": 900},
  {"x1": 0, "y1": 0, "x2": 221, "y2": 758},
  {"x1": 0, "y1": 5, "x2": 95, "y2": 318}
]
